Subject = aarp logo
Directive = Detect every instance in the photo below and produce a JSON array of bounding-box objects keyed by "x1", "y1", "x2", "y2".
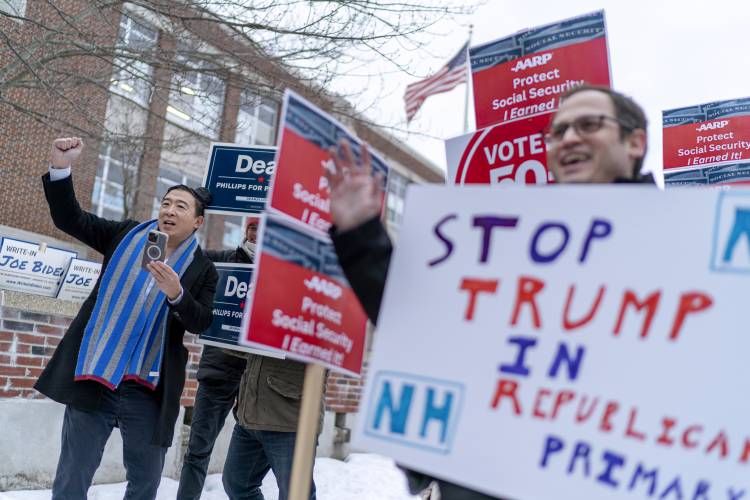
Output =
[
  {"x1": 364, "y1": 371, "x2": 464, "y2": 454},
  {"x1": 710, "y1": 191, "x2": 750, "y2": 273}
]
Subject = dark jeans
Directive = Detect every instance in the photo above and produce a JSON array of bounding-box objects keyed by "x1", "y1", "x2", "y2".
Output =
[
  {"x1": 51, "y1": 381, "x2": 168, "y2": 500},
  {"x1": 177, "y1": 378, "x2": 242, "y2": 500},
  {"x1": 223, "y1": 425, "x2": 316, "y2": 500}
]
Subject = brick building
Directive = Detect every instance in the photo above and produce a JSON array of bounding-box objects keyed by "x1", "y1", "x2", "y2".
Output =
[{"x1": 0, "y1": 0, "x2": 443, "y2": 490}]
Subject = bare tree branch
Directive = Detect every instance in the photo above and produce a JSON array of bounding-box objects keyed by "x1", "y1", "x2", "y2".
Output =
[{"x1": 1, "y1": 0, "x2": 476, "y2": 219}]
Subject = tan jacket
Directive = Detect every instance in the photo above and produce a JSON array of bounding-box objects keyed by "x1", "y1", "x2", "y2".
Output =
[{"x1": 234, "y1": 353, "x2": 324, "y2": 433}]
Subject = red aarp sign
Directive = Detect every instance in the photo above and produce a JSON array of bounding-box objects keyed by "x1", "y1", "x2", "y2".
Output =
[
  {"x1": 663, "y1": 97, "x2": 750, "y2": 186},
  {"x1": 268, "y1": 90, "x2": 389, "y2": 236},
  {"x1": 240, "y1": 215, "x2": 368, "y2": 376},
  {"x1": 470, "y1": 11, "x2": 611, "y2": 130}
]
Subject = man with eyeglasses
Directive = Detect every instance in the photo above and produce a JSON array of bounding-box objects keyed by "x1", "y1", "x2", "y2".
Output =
[
  {"x1": 544, "y1": 84, "x2": 650, "y2": 184},
  {"x1": 325, "y1": 84, "x2": 651, "y2": 499}
]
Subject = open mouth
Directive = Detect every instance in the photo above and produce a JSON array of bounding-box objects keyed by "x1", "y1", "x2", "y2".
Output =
[
  {"x1": 162, "y1": 220, "x2": 176, "y2": 228},
  {"x1": 560, "y1": 152, "x2": 591, "y2": 167}
]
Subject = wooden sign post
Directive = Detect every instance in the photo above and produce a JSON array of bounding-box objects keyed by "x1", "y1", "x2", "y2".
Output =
[{"x1": 288, "y1": 364, "x2": 326, "y2": 500}]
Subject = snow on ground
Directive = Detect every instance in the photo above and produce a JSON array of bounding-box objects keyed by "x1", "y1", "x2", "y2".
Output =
[{"x1": 0, "y1": 453, "x2": 421, "y2": 500}]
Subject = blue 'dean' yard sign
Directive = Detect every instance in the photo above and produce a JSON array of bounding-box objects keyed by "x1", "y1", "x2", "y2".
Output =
[
  {"x1": 198, "y1": 262, "x2": 283, "y2": 357},
  {"x1": 202, "y1": 143, "x2": 277, "y2": 215}
]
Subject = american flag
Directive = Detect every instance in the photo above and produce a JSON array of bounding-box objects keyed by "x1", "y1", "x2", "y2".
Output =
[{"x1": 404, "y1": 42, "x2": 469, "y2": 123}]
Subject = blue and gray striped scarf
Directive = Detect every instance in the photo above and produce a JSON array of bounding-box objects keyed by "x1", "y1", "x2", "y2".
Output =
[{"x1": 75, "y1": 220, "x2": 197, "y2": 390}]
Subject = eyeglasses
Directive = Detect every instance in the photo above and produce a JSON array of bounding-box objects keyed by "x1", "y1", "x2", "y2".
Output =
[
  {"x1": 164, "y1": 184, "x2": 212, "y2": 214},
  {"x1": 543, "y1": 114, "x2": 633, "y2": 145}
]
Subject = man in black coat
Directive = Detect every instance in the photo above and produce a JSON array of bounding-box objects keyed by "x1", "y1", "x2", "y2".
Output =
[
  {"x1": 36, "y1": 137, "x2": 218, "y2": 500},
  {"x1": 176, "y1": 217, "x2": 257, "y2": 500},
  {"x1": 326, "y1": 85, "x2": 652, "y2": 499}
]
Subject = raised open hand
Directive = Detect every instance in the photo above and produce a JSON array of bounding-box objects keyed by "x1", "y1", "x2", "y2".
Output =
[{"x1": 326, "y1": 139, "x2": 384, "y2": 232}]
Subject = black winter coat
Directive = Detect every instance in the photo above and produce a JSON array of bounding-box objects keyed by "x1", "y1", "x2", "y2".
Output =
[
  {"x1": 34, "y1": 173, "x2": 218, "y2": 446},
  {"x1": 202, "y1": 246, "x2": 312, "y2": 432}
]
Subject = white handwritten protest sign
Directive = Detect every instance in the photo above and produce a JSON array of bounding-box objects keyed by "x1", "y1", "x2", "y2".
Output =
[
  {"x1": 353, "y1": 185, "x2": 750, "y2": 499},
  {"x1": 0, "y1": 237, "x2": 77, "y2": 297}
]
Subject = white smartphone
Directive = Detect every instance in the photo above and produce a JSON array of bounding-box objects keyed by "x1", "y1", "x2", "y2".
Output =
[{"x1": 141, "y1": 230, "x2": 169, "y2": 270}]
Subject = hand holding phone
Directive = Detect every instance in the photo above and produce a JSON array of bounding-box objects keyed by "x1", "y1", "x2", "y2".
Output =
[{"x1": 141, "y1": 230, "x2": 168, "y2": 270}]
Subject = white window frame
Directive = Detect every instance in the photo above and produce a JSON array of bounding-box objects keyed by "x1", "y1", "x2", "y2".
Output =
[
  {"x1": 92, "y1": 143, "x2": 139, "y2": 221},
  {"x1": 386, "y1": 170, "x2": 409, "y2": 227},
  {"x1": 166, "y1": 56, "x2": 226, "y2": 139},
  {"x1": 109, "y1": 14, "x2": 158, "y2": 108},
  {"x1": 235, "y1": 90, "x2": 279, "y2": 146}
]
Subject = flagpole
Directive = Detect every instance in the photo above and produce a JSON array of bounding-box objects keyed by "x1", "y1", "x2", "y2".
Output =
[{"x1": 463, "y1": 25, "x2": 473, "y2": 134}]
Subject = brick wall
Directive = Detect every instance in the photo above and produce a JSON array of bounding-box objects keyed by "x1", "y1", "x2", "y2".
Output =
[
  {"x1": 0, "y1": 295, "x2": 210, "y2": 407},
  {"x1": 0, "y1": 294, "x2": 361, "y2": 414},
  {"x1": 0, "y1": 0, "x2": 116, "y2": 240},
  {"x1": 181, "y1": 333, "x2": 203, "y2": 407},
  {"x1": 0, "y1": 305, "x2": 70, "y2": 399},
  {"x1": 325, "y1": 365, "x2": 367, "y2": 414},
  {"x1": 0, "y1": 0, "x2": 432, "y2": 417}
]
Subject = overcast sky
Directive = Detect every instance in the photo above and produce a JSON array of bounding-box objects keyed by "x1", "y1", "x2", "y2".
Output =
[{"x1": 356, "y1": 0, "x2": 749, "y2": 183}]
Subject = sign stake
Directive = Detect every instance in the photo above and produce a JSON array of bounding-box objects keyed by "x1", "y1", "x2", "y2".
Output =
[{"x1": 288, "y1": 363, "x2": 326, "y2": 500}]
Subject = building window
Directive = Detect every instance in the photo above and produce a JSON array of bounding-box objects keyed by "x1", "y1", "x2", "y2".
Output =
[
  {"x1": 0, "y1": 0, "x2": 26, "y2": 18},
  {"x1": 235, "y1": 91, "x2": 279, "y2": 146},
  {"x1": 110, "y1": 15, "x2": 158, "y2": 107},
  {"x1": 92, "y1": 143, "x2": 140, "y2": 221},
  {"x1": 167, "y1": 56, "x2": 226, "y2": 139},
  {"x1": 386, "y1": 170, "x2": 409, "y2": 227}
]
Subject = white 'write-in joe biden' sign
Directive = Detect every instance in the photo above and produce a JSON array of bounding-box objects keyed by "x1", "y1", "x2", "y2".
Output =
[
  {"x1": 57, "y1": 258, "x2": 101, "y2": 302},
  {"x1": 0, "y1": 237, "x2": 77, "y2": 298}
]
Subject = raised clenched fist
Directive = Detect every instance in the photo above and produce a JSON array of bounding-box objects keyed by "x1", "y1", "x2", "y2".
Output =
[{"x1": 50, "y1": 137, "x2": 84, "y2": 169}]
